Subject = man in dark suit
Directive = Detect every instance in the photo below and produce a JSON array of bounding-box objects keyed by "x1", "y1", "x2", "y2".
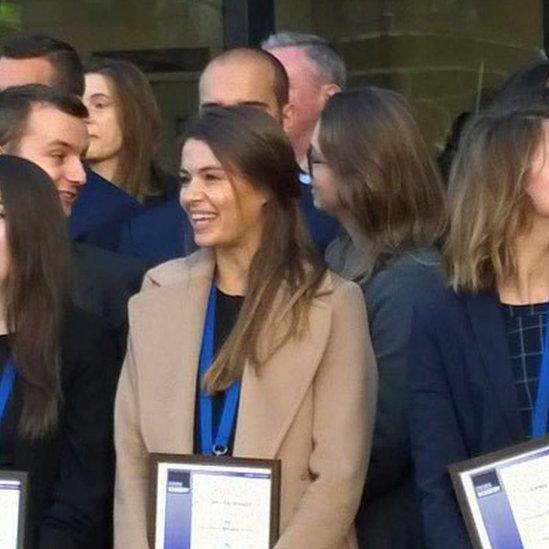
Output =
[
  {"x1": 0, "y1": 85, "x2": 144, "y2": 359},
  {"x1": 0, "y1": 33, "x2": 142, "y2": 251},
  {"x1": 118, "y1": 47, "x2": 339, "y2": 267}
]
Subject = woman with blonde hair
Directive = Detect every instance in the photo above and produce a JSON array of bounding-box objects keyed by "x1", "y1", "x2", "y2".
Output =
[
  {"x1": 114, "y1": 105, "x2": 377, "y2": 548},
  {"x1": 410, "y1": 106, "x2": 549, "y2": 548},
  {"x1": 309, "y1": 86, "x2": 446, "y2": 548}
]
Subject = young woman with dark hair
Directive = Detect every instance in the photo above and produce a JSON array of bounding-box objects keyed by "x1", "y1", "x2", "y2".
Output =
[
  {"x1": 83, "y1": 57, "x2": 178, "y2": 205},
  {"x1": 309, "y1": 86, "x2": 446, "y2": 549},
  {"x1": 0, "y1": 155, "x2": 117, "y2": 548},
  {"x1": 114, "y1": 105, "x2": 378, "y2": 549},
  {"x1": 410, "y1": 105, "x2": 549, "y2": 548}
]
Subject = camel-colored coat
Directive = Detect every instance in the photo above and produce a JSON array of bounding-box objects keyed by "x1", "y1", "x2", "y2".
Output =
[{"x1": 114, "y1": 250, "x2": 377, "y2": 549}]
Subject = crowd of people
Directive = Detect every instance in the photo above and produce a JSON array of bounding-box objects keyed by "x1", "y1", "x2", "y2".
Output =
[{"x1": 0, "y1": 29, "x2": 547, "y2": 549}]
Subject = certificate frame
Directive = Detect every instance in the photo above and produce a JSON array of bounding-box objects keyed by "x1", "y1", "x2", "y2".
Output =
[
  {"x1": 149, "y1": 453, "x2": 281, "y2": 549},
  {"x1": 0, "y1": 469, "x2": 28, "y2": 549},
  {"x1": 449, "y1": 435, "x2": 549, "y2": 549}
]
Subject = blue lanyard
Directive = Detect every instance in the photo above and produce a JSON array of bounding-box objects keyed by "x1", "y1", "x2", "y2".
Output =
[
  {"x1": 0, "y1": 360, "x2": 15, "y2": 425},
  {"x1": 198, "y1": 283, "x2": 241, "y2": 456},
  {"x1": 532, "y1": 312, "x2": 549, "y2": 438}
]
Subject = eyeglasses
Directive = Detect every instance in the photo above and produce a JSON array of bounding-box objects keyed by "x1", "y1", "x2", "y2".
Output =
[{"x1": 306, "y1": 147, "x2": 327, "y2": 177}]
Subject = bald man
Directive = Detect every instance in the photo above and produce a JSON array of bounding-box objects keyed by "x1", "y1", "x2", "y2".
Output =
[
  {"x1": 118, "y1": 47, "x2": 339, "y2": 266},
  {"x1": 199, "y1": 48, "x2": 292, "y2": 124}
]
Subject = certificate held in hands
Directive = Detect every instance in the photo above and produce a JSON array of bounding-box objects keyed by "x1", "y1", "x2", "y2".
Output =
[
  {"x1": 449, "y1": 436, "x2": 549, "y2": 549},
  {"x1": 0, "y1": 470, "x2": 27, "y2": 549},
  {"x1": 150, "y1": 454, "x2": 281, "y2": 549}
]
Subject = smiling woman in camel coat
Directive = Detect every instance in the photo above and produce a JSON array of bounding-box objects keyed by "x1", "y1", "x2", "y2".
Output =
[{"x1": 114, "y1": 250, "x2": 378, "y2": 549}]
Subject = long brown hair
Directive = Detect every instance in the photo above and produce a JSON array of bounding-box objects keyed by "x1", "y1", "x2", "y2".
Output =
[
  {"x1": 181, "y1": 106, "x2": 326, "y2": 393},
  {"x1": 0, "y1": 155, "x2": 71, "y2": 438},
  {"x1": 444, "y1": 107, "x2": 549, "y2": 293},
  {"x1": 85, "y1": 57, "x2": 162, "y2": 201},
  {"x1": 318, "y1": 87, "x2": 446, "y2": 271}
]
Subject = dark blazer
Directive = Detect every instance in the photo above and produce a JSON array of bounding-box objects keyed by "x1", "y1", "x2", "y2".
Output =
[
  {"x1": 71, "y1": 242, "x2": 145, "y2": 361},
  {"x1": 410, "y1": 287, "x2": 525, "y2": 549},
  {"x1": 69, "y1": 167, "x2": 144, "y2": 252},
  {"x1": 117, "y1": 199, "x2": 194, "y2": 268},
  {"x1": 0, "y1": 307, "x2": 118, "y2": 549},
  {"x1": 117, "y1": 182, "x2": 340, "y2": 268},
  {"x1": 355, "y1": 249, "x2": 442, "y2": 549},
  {"x1": 298, "y1": 182, "x2": 339, "y2": 253}
]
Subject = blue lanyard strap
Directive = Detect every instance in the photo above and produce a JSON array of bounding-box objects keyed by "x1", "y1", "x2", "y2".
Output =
[
  {"x1": 0, "y1": 360, "x2": 15, "y2": 425},
  {"x1": 198, "y1": 283, "x2": 241, "y2": 456},
  {"x1": 532, "y1": 310, "x2": 549, "y2": 438}
]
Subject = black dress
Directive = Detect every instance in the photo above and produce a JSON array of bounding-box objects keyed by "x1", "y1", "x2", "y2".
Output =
[{"x1": 0, "y1": 307, "x2": 118, "y2": 549}]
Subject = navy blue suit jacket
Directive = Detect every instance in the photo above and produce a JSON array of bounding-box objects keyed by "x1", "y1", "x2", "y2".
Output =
[
  {"x1": 410, "y1": 287, "x2": 525, "y2": 549},
  {"x1": 117, "y1": 182, "x2": 339, "y2": 268},
  {"x1": 69, "y1": 167, "x2": 144, "y2": 252},
  {"x1": 117, "y1": 198, "x2": 194, "y2": 268}
]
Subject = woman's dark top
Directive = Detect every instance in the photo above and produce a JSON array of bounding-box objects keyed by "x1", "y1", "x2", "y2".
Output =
[
  {"x1": 0, "y1": 307, "x2": 118, "y2": 549},
  {"x1": 194, "y1": 288, "x2": 244, "y2": 455},
  {"x1": 503, "y1": 301, "x2": 548, "y2": 439}
]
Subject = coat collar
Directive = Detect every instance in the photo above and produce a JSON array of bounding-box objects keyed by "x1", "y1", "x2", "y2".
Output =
[
  {"x1": 133, "y1": 249, "x2": 335, "y2": 458},
  {"x1": 464, "y1": 291, "x2": 524, "y2": 440}
]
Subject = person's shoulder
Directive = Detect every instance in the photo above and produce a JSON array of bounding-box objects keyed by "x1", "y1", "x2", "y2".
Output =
[
  {"x1": 84, "y1": 167, "x2": 140, "y2": 206},
  {"x1": 73, "y1": 242, "x2": 145, "y2": 278},
  {"x1": 317, "y1": 269, "x2": 364, "y2": 307},
  {"x1": 142, "y1": 250, "x2": 205, "y2": 285},
  {"x1": 62, "y1": 306, "x2": 116, "y2": 355},
  {"x1": 131, "y1": 249, "x2": 212, "y2": 305},
  {"x1": 368, "y1": 247, "x2": 445, "y2": 296}
]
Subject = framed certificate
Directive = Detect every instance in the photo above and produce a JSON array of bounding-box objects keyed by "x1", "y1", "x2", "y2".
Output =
[
  {"x1": 0, "y1": 470, "x2": 28, "y2": 549},
  {"x1": 449, "y1": 436, "x2": 549, "y2": 549},
  {"x1": 150, "y1": 454, "x2": 281, "y2": 549}
]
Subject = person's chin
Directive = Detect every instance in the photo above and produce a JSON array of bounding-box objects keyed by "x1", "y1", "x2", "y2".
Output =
[
  {"x1": 312, "y1": 197, "x2": 324, "y2": 211},
  {"x1": 193, "y1": 233, "x2": 218, "y2": 248}
]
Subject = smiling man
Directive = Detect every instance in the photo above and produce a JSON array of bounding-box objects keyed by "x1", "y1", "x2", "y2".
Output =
[
  {"x1": 0, "y1": 87, "x2": 88, "y2": 213},
  {"x1": 0, "y1": 84, "x2": 144, "y2": 364}
]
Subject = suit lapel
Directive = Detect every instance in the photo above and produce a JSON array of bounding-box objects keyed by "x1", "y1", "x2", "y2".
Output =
[
  {"x1": 133, "y1": 252, "x2": 214, "y2": 453},
  {"x1": 465, "y1": 292, "x2": 524, "y2": 440},
  {"x1": 234, "y1": 290, "x2": 333, "y2": 458}
]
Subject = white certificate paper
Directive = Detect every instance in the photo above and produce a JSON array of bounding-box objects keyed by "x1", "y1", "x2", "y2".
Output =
[
  {"x1": 190, "y1": 471, "x2": 271, "y2": 548},
  {"x1": 450, "y1": 438, "x2": 549, "y2": 549},
  {"x1": 498, "y1": 453, "x2": 549, "y2": 548},
  {"x1": 0, "y1": 480, "x2": 22, "y2": 549},
  {"x1": 154, "y1": 459, "x2": 277, "y2": 549}
]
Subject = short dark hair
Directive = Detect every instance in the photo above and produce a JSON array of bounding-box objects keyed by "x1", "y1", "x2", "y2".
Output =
[
  {"x1": 0, "y1": 84, "x2": 88, "y2": 149},
  {"x1": 3, "y1": 34, "x2": 84, "y2": 96}
]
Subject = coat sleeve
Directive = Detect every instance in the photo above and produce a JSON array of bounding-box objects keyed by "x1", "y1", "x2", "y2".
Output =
[
  {"x1": 114, "y1": 333, "x2": 150, "y2": 549},
  {"x1": 39, "y1": 321, "x2": 118, "y2": 549},
  {"x1": 360, "y1": 271, "x2": 416, "y2": 500},
  {"x1": 275, "y1": 280, "x2": 378, "y2": 549},
  {"x1": 409, "y1": 299, "x2": 471, "y2": 549}
]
